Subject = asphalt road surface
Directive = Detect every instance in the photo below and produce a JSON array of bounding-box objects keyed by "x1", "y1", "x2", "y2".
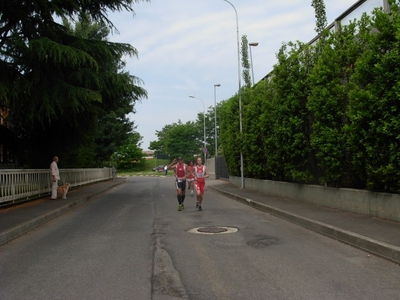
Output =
[{"x1": 1, "y1": 176, "x2": 399, "y2": 300}]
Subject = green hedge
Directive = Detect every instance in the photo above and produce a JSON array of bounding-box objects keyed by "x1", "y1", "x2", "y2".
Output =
[{"x1": 219, "y1": 2, "x2": 400, "y2": 193}]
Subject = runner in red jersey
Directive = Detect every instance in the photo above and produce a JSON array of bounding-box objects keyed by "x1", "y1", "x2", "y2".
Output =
[
  {"x1": 186, "y1": 161, "x2": 195, "y2": 197},
  {"x1": 194, "y1": 157, "x2": 209, "y2": 211},
  {"x1": 174, "y1": 157, "x2": 187, "y2": 211}
]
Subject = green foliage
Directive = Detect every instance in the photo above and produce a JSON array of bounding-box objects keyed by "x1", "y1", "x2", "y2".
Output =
[
  {"x1": 347, "y1": 3, "x2": 400, "y2": 192},
  {"x1": 241, "y1": 35, "x2": 252, "y2": 88},
  {"x1": 140, "y1": 1, "x2": 400, "y2": 194},
  {"x1": 219, "y1": 94, "x2": 241, "y2": 176},
  {"x1": 268, "y1": 41, "x2": 314, "y2": 182},
  {"x1": 113, "y1": 132, "x2": 145, "y2": 170},
  {"x1": 118, "y1": 158, "x2": 171, "y2": 174},
  {"x1": 308, "y1": 18, "x2": 368, "y2": 187},
  {"x1": 149, "y1": 106, "x2": 220, "y2": 161},
  {"x1": 150, "y1": 121, "x2": 202, "y2": 161},
  {"x1": 216, "y1": 1, "x2": 400, "y2": 193},
  {"x1": 242, "y1": 81, "x2": 274, "y2": 178},
  {"x1": 0, "y1": 1, "x2": 148, "y2": 167},
  {"x1": 311, "y1": 0, "x2": 327, "y2": 34},
  {"x1": 94, "y1": 110, "x2": 136, "y2": 163}
]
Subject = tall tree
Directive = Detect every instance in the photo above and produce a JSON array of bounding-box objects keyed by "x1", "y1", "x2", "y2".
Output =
[
  {"x1": 113, "y1": 132, "x2": 144, "y2": 169},
  {"x1": 63, "y1": 15, "x2": 143, "y2": 167},
  {"x1": 0, "y1": 0, "x2": 148, "y2": 167},
  {"x1": 311, "y1": 0, "x2": 327, "y2": 35},
  {"x1": 241, "y1": 35, "x2": 252, "y2": 88},
  {"x1": 150, "y1": 121, "x2": 202, "y2": 161}
]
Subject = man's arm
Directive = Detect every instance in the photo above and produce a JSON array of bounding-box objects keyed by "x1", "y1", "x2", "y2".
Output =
[
  {"x1": 204, "y1": 166, "x2": 209, "y2": 178},
  {"x1": 182, "y1": 164, "x2": 187, "y2": 180},
  {"x1": 167, "y1": 159, "x2": 178, "y2": 170},
  {"x1": 50, "y1": 162, "x2": 56, "y2": 175},
  {"x1": 50, "y1": 162, "x2": 57, "y2": 181}
]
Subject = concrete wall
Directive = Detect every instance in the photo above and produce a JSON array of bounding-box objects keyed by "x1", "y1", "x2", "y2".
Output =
[
  {"x1": 229, "y1": 176, "x2": 400, "y2": 222},
  {"x1": 206, "y1": 158, "x2": 216, "y2": 180}
]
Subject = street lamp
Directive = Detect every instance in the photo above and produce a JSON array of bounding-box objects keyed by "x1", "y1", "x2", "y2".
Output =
[
  {"x1": 189, "y1": 95, "x2": 207, "y2": 165},
  {"x1": 214, "y1": 84, "x2": 221, "y2": 179},
  {"x1": 223, "y1": 0, "x2": 244, "y2": 188},
  {"x1": 249, "y1": 42, "x2": 259, "y2": 86}
]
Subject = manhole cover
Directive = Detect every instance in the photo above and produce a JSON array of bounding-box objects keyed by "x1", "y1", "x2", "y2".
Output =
[
  {"x1": 198, "y1": 227, "x2": 228, "y2": 234},
  {"x1": 188, "y1": 226, "x2": 238, "y2": 235}
]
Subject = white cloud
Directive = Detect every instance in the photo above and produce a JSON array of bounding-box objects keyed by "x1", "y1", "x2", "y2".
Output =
[{"x1": 106, "y1": 0, "x2": 372, "y2": 150}]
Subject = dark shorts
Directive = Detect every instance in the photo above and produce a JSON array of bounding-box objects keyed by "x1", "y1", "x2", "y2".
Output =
[{"x1": 176, "y1": 180, "x2": 186, "y2": 191}]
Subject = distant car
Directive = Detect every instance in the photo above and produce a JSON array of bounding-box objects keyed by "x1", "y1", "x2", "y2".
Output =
[{"x1": 152, "y1": 165, "x2": 165, "y2": 172}]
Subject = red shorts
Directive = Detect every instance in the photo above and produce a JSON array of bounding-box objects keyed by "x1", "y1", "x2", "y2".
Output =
[{"x1": 195, "y1": 179, "x2": 205, "y2": 194}]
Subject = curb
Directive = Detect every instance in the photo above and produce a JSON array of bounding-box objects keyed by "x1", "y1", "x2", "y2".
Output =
[
  {"x1": 209, "y1": 185, "x2": 400, "y2": 265},
  {"x1": 0, "y1": 179, "x2": 127, "y2": 246}
]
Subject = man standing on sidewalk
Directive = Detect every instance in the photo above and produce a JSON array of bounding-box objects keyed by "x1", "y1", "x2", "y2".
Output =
[{"x1": 50, "y1": 156, "x2": 60, "y2": 200}]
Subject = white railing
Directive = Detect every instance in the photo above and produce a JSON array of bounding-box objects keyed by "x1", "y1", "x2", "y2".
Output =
[{"x1": 0, "y1": 168, "x2": 113, "y2": 204}]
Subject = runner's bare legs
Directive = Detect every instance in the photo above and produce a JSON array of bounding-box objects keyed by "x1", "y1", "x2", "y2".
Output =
[
  {"x1": 174, "y1": 157, "x2": 187, "y2": 211},
  {"x1": 194, "y1": 157, "x2": 208, "y2": 211}
]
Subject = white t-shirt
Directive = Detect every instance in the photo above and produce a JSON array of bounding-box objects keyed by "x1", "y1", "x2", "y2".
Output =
[{"x1": 50, "y1": 161, "x2": 60, "y2": 180}]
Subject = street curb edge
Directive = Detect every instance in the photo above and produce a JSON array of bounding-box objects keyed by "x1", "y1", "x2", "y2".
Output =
[
  {"x1": 0, "y1": 179, "x2": 127, "y2": 246},
  {"x1": 208, "y1": 185, "x2": 400, "y2": 265}
]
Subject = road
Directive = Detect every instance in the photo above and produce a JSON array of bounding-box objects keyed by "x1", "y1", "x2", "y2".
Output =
[{"x1": 0, "y1": 176, "x2": 399, "y2": 300}]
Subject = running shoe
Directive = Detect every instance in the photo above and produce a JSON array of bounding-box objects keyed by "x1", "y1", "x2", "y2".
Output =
[
  {"x1": 199, "y1": 206, "x2": 202, "y2": 211},
  {"x1": 178, "y1": 205, "x2": 183, "y2": 211}
]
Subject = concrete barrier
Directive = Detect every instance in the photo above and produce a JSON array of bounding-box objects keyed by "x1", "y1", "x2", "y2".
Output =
[
  {"x1": 229, "y1": 176, "x2": 400, "y2": 222},
  {"x1": 206, "y1": 158, "x2": 216, "y2": 180}
]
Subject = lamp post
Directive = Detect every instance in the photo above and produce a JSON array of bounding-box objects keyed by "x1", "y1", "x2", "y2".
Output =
[
  {"x1": 214, "y1": 84, "x2": 221, "y2": 179},
  {"x1": 249, "y1": 42, "x2": 259, "y2": 86},
  {"x1": 189, "y1": 95, "x2": 207, "y2": 165},
  {"x1": 223, "y1": 0, "x2": 244, "y2": 188}
]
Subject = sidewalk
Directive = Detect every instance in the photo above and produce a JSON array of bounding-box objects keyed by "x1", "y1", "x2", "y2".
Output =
[
  {"x1": 0, "y1": 178, "x2": 127, "y2": 246},
  {"x1": 1, "y1": 177, "x2": 399, "y2": 265},
  {"x1": 206, "y1": 179, "x2": 400, "y2": 265}
]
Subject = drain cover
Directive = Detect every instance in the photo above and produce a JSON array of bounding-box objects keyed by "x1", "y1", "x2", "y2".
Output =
[
  {"x1": 198, "y1": 227, "x2": 228, "y2": 234},
  {"x1": 188, "y1": 226, "x2": 238, "y2": 235}
]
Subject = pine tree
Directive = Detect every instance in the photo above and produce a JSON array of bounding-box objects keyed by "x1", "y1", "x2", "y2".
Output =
[{"x1": 0, "y1": 0, "x2": 148, "y2": 167}]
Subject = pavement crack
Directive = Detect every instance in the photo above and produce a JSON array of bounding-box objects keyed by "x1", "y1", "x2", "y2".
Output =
[{"x1": 151, "y1": 221, "x2": 188, "y2": 300}]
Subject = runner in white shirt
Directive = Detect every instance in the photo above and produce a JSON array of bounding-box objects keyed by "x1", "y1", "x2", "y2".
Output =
[{"x1": 193, "y1": 157, "x2": 209, "y2": 211}]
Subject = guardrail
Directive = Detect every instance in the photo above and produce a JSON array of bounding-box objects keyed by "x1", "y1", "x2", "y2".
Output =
[{"x1": 0, "y1": 168, "x2": 114, "y2": 204}]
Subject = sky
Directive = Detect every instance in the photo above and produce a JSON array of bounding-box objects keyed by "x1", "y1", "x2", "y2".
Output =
[{"x1": 105, "y1": 0, "x2": 371, "y2": 151}]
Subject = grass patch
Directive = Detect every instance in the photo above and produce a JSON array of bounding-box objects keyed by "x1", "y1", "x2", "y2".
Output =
[{"x1": 117, "y1": 158, "x2": 175, "y2": 177}]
